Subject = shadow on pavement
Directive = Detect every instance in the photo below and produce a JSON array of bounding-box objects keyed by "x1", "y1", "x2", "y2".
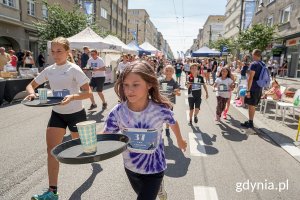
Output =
[
  {"x1": 257, "y1": 128, "x2": 295, "y2": 146},
  {"x1": 217, "y1": 116, "x2": 248, "y2": 142},
  {"x1": 68, "y1": 163, "x2": 103, "y2": 200},
  {"x1": 86, "y1": 110, "x2": 105, "y2": 123},
  {"x1": 164, "y1": 137, "x2": 191, "y2": 178},
  {"x1": 191, "y1": 126, "x2": 219, "y2": 155}
]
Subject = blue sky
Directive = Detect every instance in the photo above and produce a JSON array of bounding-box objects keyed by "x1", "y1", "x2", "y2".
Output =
[{"x1": 128, "y1": 0, "x2": 227, "y2": 56}]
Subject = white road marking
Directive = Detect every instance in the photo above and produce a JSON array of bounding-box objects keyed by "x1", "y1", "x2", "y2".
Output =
[
  {"x1": 189, "y1": 132, "x2": 207, "y2": 157},
  {"x1": 281, "y1": 143, "x2": 300, "y2": 157},
  {"x1": 194, "y1": 186, "x2": 219, "y2": 200},
  {"x1": 185, "y1": 98, "x2": 188, "y2": 105}
]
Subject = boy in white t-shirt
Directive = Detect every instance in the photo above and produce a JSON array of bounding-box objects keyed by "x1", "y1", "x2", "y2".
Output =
[
  {"x1": 87, "y1": 49, "x2": 108, "y2": 110},
  {"x1": 117, "y1": 54, "x2": 130, "y2": 79}
]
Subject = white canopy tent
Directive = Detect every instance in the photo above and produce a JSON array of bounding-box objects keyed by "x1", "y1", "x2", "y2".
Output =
[
  {"x1": 104, "y1": 35, "x2": 137, "y2": 55},
  {"x1": 140, "y1": 42, "x2": 159, "y2": 54}
]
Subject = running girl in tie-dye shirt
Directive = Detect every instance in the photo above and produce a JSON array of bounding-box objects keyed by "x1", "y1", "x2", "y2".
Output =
[{"x1": 103, "y1": 60, "x2": 187, "y2": 200}]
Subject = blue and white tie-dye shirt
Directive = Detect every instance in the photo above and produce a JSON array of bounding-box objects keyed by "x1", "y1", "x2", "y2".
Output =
[{"x1": 104, "y1": 100, "x2": 176, "y2": 174}]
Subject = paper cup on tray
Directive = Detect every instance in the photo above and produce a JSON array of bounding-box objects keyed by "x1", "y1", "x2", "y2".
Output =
[
  {"x1": 38, "y1": 88, "x2": 48, "y2": 103},
  {"x1": 76, "y1": 120, "x2": 97, "y2": 153}
]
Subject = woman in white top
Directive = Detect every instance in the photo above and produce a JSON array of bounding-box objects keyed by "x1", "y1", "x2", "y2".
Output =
[
  {"x1": 25, "y1": 37, "x2": 92, "y2": 200},
  {"x1": 23, "y1": 50, "x2": 35, "y2": 68}
]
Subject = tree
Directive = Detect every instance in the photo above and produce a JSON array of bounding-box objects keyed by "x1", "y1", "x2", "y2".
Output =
[
  {"x1": 34, "y1": 2, "x2": 89, "y2": 52},
  {"x1": 237, "y1": 23, "x2": 276, "y2": 52},
  {"x1": 210, "y1": 37, "x2": 236, "y2": 55}
]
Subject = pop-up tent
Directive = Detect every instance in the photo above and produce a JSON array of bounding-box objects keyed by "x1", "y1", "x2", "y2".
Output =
[
  {"x1": 67, "y1": 27, "x2": 122, "y2": 51},
  {"x1": 140, "y1": 42, "x2": 159, "y2": 55},
  {"x1": 127, "y1": 41, "x2": 151, "y2": 56},
  {"x1": 191, "y1": 46, "x2": 220, "y2": 57},
  {"x1": 104, "y1": 35, "x2": 137, "y2": 55}
]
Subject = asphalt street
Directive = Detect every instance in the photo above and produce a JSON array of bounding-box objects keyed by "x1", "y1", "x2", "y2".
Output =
[{"x1": 1, "y1": 80, "x2": 300, "y2": 200}]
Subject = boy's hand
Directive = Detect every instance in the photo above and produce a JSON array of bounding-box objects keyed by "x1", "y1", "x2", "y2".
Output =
[{"x1": 177, "y1": 139, "x2": 187, "y2": 152}]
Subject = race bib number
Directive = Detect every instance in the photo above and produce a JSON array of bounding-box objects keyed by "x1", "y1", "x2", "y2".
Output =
[
  {"x1": 123, "y1": 128, "x2": 159, "y2": 154},
  {"x1": 53, "y1": 89, "x2": 70, "y2": 97},
  {"x1": 192, "y1": 83, "x2": 201, "y2": 91}
]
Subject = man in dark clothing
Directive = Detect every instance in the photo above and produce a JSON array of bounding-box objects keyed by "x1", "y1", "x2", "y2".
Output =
[
  {"x1": 37, "y1": 53, "x2": 45, "y2": 71},
  {"x1": 80, "y1": 46, "x2": 90, "y2": 68},
  {"x1": 211, "y1": 58, "x2": 218, "y2": 83},
  {"x1": 16, "y1": 49, "x2": 24, "y2": 70},
  {"x1": 241, "y1": 49, "x2": 264, "y2": 128}
]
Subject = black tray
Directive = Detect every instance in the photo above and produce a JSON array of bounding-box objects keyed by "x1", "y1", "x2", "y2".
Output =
[
  {"x1": 21, "y1": 97, "x2": 64, "y2": 107},
  {"x1": 51, "y1": 134, "x2": 129, "y2": 164}
]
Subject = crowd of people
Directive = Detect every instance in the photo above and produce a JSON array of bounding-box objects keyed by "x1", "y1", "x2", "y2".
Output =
[{"x1": 16, "y1": 35, "x2": 288, "y2": 200}]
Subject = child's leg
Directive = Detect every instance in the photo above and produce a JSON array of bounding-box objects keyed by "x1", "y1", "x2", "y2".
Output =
[
  {"x1": 216, "y1": 96, "x2": 223, "y2": 117},
  {"x1": 125, "y1": 168, "x2": 164, "y2": 200},
  {"x1": 188, "y1": 97, "x2": 194, "y2": 123}
]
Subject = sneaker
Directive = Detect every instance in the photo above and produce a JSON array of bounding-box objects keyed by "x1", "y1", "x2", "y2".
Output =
[
  {"x1": 158, "y1": 180, "x2": 168, "y2": 200},
  {"x1": 215, "y1": 115, "x2": 220, "y2": 122},
  {"x1": 194, "y1": 116, "x2": 198, "y2": 123},
  {"x1": 165, "y1": 129, "x2": 170, "y2": 137},
  {"x1": 240, "y1": 121, "x2": 254, "y2": 128},
  {"x1": 88, "y1": 104, "x2": 97, "y2": 110},
  {"x1": 102, "y1": 102, "x2": 108, "y2": 109},
  {"x1": 223, "y1": 109, "x2": 228, "y2": 119},
  {"x1": 31, "y1": 190, "x2": 58, "y2": 200}
]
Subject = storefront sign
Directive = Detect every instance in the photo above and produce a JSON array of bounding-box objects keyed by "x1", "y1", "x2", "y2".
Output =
[{"x1": 286, "y1": 37, "x2": 300, "y2": 46}]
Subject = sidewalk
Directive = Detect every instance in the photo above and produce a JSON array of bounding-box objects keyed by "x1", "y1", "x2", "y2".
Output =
[{"x1": 231, "y1": 77, "x2": 300, "y2": 163}]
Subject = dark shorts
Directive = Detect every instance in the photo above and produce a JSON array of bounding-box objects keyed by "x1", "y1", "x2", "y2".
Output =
[
  {"x1": 125, "y1": 168, "x2": 164, "y2": 200},
  {"x1": 207, "y1": 69, "x2": 212, "y2": 73},
  {"x1": 188, "y1": 96, "x2": 202, "y2": 110},
  {"x1": 24, "y1": 64, "x2": 33, "y2": 68},
  {"x1": 245, "y1": 90, "x2": 262, "y2": 106},
  {"x1": 48, "y1": 109, "x2": 87, "y2": 132},
  {"x1": 89, "y1": 77, "x2": 105, "y2": 92}
]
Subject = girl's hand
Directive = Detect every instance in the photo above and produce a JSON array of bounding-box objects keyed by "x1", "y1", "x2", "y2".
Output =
[
  {"x1": 177, "y1": 139, "x2": 187, "y2": 152},
  {"x1": 24, "y1": 93, "x2": 37, "y2": 101},
  {"x1": 61, "y1": 95, "x2": 74, "y2": 105}
]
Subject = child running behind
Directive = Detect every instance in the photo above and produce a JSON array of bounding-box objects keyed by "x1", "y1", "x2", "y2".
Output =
[
  {"x1": 159, "y1": 65, "x2": 181, "y2": 137},
  {"x1": 103, "y1": 60, "x2": 187, "y2": 200},
  {"x1": 187, "y1": 63, "x2": 209, "y2": 126},
  {"x1": 213, "y1": 67, "x2": 235, "y2": 121}
]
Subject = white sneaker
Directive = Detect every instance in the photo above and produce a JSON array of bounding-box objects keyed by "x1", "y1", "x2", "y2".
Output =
[{"x1": 158, "y1": 180, "x2": 168, "y2": 200}]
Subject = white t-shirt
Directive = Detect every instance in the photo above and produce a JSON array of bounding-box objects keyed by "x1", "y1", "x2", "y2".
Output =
[
  {"x1": 34, "y1": 61, "x2": 90, "y2": 114},
  {"x1": 215, "y1": 77, "x2": 233, "y2": 98},
  {"x1": 184, "y1": 64, "x2": 190, "y2": 72},
  {"x1": 87, "y1": 57, "x2": 106, "y2": 77},
  {"x1": 117, "y1": 61, "x2": 129, "y2": 73}
]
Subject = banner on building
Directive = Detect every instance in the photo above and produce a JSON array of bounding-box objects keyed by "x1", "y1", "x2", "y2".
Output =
[
  {"x1": 84, "y1": 2, "x2": 94, "y2": 23},
  {"x1": 243, "y1": 1, "x2": 256, "y2": 30}
]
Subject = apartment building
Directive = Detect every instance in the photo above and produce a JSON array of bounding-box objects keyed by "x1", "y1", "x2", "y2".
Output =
[
  {"x1": 0, "y1": 0, "x2": 75, "y2": 58},
  {"x1": 252, "y1": 0, "x2": 300, "y2": 78},
  {"x1": 223, "y1": 0, "x2": 242, "y2": 39},
  {"x1": 92, "y1": 0, "x2": 128, "y2": 42}
]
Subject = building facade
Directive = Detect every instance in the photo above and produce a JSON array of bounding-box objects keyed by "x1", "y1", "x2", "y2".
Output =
[
  {"x1": 92, "y1": 0, "x2": 128, "y2": 42},
  {"x1": 223, "y1": 0, "x2": 242, "y2": 39},
  {"x1": 0, "y1": 0, "x2": 76, "y2": 59},
  {"x1": 252, "y1": 0, "x2": 300, "y2": 78}
]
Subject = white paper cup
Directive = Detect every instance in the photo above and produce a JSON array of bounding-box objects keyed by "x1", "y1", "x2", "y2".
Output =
[
  {"x1": 38, "y1": 88, "x2": 48, "y2": 103},
  {"x1": 76, "y1": 120, "x2": 97, "y2": 153},
  {"x1": 194, "y1": 78, "x2": 198, "y2": 83},
  {"x1": 162, "y1": 83, "x2": 168, "y2": 91}
]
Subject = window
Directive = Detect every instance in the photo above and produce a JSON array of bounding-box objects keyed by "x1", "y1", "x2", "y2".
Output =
[
  {"x1": 133, "y1": 10, "x2": 139, "y2": 15},
  {"x1": 3, "y1": 0, "x2": 15, "y2": 7},
  {"x1": 267, "y1": 15, "x2": 273, "y2": 26},
  {"x1": 112, "y1": 3, "x2": 117, "y2": 11},
  {"x1": 100, "y1": 7, "x2": 107, "y2": 19},
  {"x1": 27, "y1": 0, "x2": 35, "y2": 16},
  {"x1": 281, "y1": 5, "x2": 291, "y2": 23},
  {"x1": 256, "y1": 0, "x2": 263, "y2": 11},
  {"x1": 42, "y1": 3, "x2": 48, "y2": 19},
  {"x1": 268, "y1": 0, "x2": 274, "y2": 4}
]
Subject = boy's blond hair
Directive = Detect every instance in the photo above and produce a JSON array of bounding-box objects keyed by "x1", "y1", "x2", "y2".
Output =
[
  {"x1": 164, "y1": 65, "x2": 175, "y2": 73},
  {"x1": 51, "y1": 37, "x2": 70, "y2": 51},
  {"x1": 189, "y1": 63, "x2": 198, "y2": 69}
]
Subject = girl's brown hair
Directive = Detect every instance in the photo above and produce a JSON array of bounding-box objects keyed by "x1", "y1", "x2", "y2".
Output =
[
  {"x1": 218, "y1": 67, "x2": 231, "y2": 78},
  {"x1": 51, "y1": 37, "x2": 70, "y2": 51},
  {"x1": 115, "y1": 60, "x2": 172, "y2": 108}
]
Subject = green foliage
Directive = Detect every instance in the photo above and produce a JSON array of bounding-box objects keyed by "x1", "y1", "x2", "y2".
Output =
[
  {"x1": 210, "y1": 37, "x2": 236, "y2": 54},
  {"x1": 34, "y1": 1, "x2": 88, "y2": 52},
  {"x1": 237, "y1": 24, "x2": 276, "y2": 52}
]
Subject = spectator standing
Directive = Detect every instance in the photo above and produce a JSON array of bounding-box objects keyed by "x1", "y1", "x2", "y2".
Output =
[
  {"x1": 241, "y1": 49, "x2": 264, "y2": 128},
  {"x1": 80, "y1": 46, "x2": 90, "y2": 69},
  {"x1": 16, "y1": 49, "x2": 25, "y2": 70},
  {"x1": 8, "y1": 50, "x2": 18, "y2": 68},
  {"x1": 38, "y1": 52, "x2": 45, "y2": 71},
  {"x1": 23, "y1": 51, "x2": 35, "y2": 68},
  {"x1": 0, "y1": 47, "x2": 11, "y2": 71}
]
